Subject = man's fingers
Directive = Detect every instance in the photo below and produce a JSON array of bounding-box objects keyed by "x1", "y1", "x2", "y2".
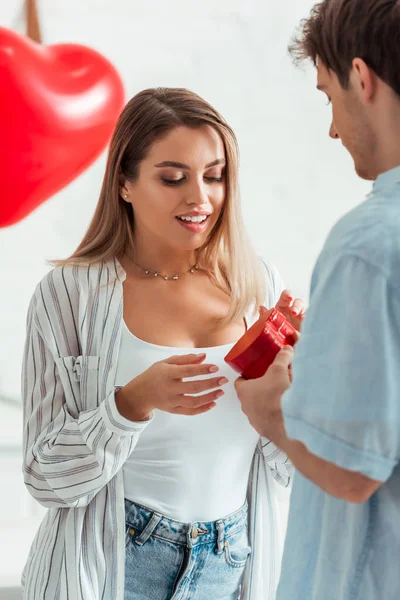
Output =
[
  {"x1": 234, "y1": 377, "x2": 246, "y2": 398},
  {"x1": 235, "y1": 347, "x2": 294, "y2": 398},
  {"x1": 292, "y1": 329, "x2": 301, "y2": 342},
  {"x1": 272, "y1": 345, "x2": 294, "y2": 370}
]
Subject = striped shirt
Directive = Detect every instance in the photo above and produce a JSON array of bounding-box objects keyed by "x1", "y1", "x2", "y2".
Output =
[{"x1": 21, "y1": 258, "x2": 293, "y2": 600}]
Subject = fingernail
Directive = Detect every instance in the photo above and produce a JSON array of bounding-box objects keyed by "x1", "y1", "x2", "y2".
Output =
[
  {"x1": 196, "y1": 353, "x2": 206, "y2": 358},
  {"x1": 218, "y1": 377, "x2": 229, "y2": 385},
  {"x1": 291, "y1": 308, "x2": 299, "y2": 315},
  {"x1": 209, "y1": 366, "x2": 219, "y2": 373},
  {"x1": 216, "y1": 390, "x2": 225, "y2": 398}
]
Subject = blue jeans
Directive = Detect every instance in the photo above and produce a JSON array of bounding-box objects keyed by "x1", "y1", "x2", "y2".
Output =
[{"x1": 124, "y1": 499, "x2": 250, "y2": 600}]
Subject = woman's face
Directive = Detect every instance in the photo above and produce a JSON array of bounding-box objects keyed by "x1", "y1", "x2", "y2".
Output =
[{"x1": 122, "y1": 125, "x2": 226, "y2": 253}]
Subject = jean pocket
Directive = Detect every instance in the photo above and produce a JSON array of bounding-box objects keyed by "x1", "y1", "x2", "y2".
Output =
[{"x1": 223, "y1": 528, "x2": 251, "y2": 568}]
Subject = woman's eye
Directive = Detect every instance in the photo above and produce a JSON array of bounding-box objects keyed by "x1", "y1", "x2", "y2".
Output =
[
  {"x1": 161, "y1": 177, "x2": 185, "y2": 186},
  {"x1": 205, "y1": 175, "x2": 224, "y2": 183}
]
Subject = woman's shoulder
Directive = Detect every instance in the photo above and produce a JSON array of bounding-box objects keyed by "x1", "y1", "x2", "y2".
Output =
[
  {"x1": 31, "y1": 259, "x2": 123, "y2": 307},
  {"x1": 259, "y1": 258, "x2": 284, "y2": 307}
]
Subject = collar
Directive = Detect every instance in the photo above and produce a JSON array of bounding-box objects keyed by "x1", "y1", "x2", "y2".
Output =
[
  {"x1": 373, "y1": 165, "x2": 400, "y2": 193},
  {"x1": 107, "y1": 257, "x2": 127, "y2": 282}
]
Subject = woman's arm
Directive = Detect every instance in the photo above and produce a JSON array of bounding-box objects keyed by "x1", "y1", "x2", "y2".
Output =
[{"x1": 22, "y1": 298, "x2": 151, "y2": 509}]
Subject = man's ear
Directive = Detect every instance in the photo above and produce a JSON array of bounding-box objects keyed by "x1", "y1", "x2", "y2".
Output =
[{"x1": 352, "y1": 58, "x2": 377, "y2": 103}]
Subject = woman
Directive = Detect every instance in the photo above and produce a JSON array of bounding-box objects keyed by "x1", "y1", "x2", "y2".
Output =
[{"x1": 21, "y1": 88, "x2": 304, "y2": 600}]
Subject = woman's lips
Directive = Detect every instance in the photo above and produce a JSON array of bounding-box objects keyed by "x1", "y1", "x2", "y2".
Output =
[{"x1": 175, "y1": 215, "x2": 210, "y2": 232}]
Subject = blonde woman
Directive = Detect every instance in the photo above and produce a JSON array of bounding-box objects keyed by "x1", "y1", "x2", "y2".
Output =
[{"x1": 21, "y1": 88, "x2": 304, "y2": 600}]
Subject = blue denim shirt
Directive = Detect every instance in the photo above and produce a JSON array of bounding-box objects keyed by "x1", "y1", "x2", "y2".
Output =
[{"x1": 278, "y1": 167, "x2": 400, "y2": 600}]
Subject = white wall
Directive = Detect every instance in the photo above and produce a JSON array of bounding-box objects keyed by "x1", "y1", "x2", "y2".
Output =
[{"x1": 0, "y1": 0, "x2": 371, "y2": 588}]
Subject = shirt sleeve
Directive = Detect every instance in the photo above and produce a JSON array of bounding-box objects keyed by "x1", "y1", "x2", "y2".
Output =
[
  {"x1": 260, "y1": 258, "x2": 285, "y2": 307},
  {"x1": 22, "y1": 292, "x2": 153, "y2": 509},
  {"x1": 282, "y1": 252, "x2": 400, "y2": 482}
]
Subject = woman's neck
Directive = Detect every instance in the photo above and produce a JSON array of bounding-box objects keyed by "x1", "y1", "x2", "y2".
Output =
[{"x1": 127, "y1": 237, "x2": 197, "y2": 276}]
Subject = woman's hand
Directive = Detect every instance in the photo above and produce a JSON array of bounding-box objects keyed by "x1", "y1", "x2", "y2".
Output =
[
  {"x1": 260, "y1": 290, "x2": 306, "y2": 333},
  {"x1": 115, "y1": 353, "x2": 227, "y2": 422}
]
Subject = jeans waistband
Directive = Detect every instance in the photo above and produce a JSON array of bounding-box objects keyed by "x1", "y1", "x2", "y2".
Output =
[{"x1": 124, "y1": 499, "x2": 248, "y2": 550}]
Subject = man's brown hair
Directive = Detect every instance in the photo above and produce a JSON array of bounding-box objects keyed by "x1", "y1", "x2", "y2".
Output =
[{"x1": 289, "y1": 0, "x2": 400, "y2": 95}]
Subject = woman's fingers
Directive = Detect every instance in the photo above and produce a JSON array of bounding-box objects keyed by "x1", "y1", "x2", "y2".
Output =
[
  {"x1": 173, "y1": 402, "x2": 217, "y2": 416},
  {"x1": 164, "y1": 353, "x2": 206, "y2": 365},
  {"x1": 180, "y1": 376, "x2": 228, "y2": 395},
  {"x1": 275, "y1": 290, "x2": 294, "y2": 311},
  {"x1": 173, "y1": 363, "x2": 219, "y2": 379},
  {"x1": 179, "y1": 389, "x2": 225, "y2": 409},
  {"x1": 290, "y1": 298, "x2": 306, "y2": 317},
  {"x1": 259, "y1": 305, "x2": 273, "y2": 318}
]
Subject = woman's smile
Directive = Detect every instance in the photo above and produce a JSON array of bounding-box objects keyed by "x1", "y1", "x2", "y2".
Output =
[{"x1": 175, "y1": 212, "x2": 211, "y2": 233}]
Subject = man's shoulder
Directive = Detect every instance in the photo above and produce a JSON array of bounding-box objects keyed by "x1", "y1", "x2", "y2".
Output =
[{"x1": 323, "y1": 194, "x2": 400, "y2": 276}]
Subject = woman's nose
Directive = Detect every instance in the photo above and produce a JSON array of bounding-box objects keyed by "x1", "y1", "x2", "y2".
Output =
[{"x1": 185, "y1": 181, "x2": 209, "y2": 205}]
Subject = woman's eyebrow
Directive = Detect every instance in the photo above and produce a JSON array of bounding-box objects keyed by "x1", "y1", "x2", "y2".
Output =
[{"x1": 154, "y1": 158, "x2": 226, "y2": 169}]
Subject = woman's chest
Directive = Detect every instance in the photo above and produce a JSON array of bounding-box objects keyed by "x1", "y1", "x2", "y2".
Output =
[
  {"x1": 116, "y1": 339, "x2": 259, "y2": 449},
  {"x1": 122, "y1": 278, "x2": 246, "y2": 348}
]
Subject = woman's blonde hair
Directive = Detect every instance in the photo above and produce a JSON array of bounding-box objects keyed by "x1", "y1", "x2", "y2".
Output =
[{"x1": 54, "y1": 88, "x2": 265, "y2": 323}]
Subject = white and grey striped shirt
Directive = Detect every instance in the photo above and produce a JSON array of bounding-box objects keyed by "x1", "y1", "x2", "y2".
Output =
[{"x1": 22, "y1": 258, "x2": 293, "y2": 600}]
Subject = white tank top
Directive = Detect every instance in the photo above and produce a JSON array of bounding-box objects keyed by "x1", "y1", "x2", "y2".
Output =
[{"x1": 116, "y1": 321, "x2": 259, "y2": 523}]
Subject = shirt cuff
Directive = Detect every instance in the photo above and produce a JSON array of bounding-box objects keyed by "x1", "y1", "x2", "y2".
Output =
[
  {"x1": 284, "y1": 413, "x2": 396, "y2": 482},
  {"x1": 100, "y1": 389, "x2": 154, "y2": 436}
]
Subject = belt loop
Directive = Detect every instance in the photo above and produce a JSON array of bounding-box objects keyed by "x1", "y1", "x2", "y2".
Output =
[
  {"x1": 216, "y1": 520, "x2": 225, "y2": 554},
  {"x1": 135, "y1": 513, "x2": 162, "y2": 546}
]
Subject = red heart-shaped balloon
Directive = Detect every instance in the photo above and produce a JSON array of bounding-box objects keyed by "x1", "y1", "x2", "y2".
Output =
[{"x1": 0, "y1": 27, "x2": 125, "y2": 227}]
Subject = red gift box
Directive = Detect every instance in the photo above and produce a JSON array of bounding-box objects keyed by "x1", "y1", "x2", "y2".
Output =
[{"x1": 224, "y1": 308, "x2": 296, "y2": 379}]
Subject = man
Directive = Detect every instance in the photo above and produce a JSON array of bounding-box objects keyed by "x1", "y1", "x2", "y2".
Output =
[{"x1": 235, "y1": 1, "x2": 400, "y2": 598}]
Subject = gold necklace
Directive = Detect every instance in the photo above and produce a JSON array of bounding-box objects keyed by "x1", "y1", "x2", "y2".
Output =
[{"x1": 132, "y1": 261, "x2": 199, "y2": 281}]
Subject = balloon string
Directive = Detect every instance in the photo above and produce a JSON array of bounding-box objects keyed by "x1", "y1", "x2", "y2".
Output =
[{"x1": 26, "y1": 0, "x2": 42, "y2": 44}]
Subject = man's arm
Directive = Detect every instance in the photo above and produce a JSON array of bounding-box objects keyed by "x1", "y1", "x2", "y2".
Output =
[
  {"x1": 285, "y1": 440, "x2": 382, "y2": 503},
  {"x1": 236, "y1": 347, "x2": 382, "y2": 503},
  {"x1": 264, "y1": 390, "x2": 382, "y2": 503},
  {"x1": 236, "y1": 252, "x2": 400, "y2": 502}
]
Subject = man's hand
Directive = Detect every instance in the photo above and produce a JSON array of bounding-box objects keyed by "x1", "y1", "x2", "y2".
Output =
[{"x1": 235, "y1": 345, "x2": 293, "y2": 438}]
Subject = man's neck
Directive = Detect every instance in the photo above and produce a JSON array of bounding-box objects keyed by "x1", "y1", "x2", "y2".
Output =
[{"x1": 373, "y1": 102, "x2": 400, "y2": 177}]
